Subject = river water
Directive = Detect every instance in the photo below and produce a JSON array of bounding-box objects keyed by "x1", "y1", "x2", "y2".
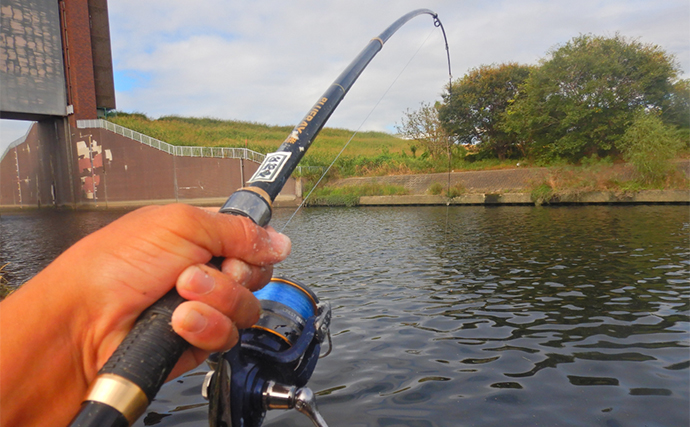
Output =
[{"x1": 1, "y1": 205, "x2": 688, "y2": 427}]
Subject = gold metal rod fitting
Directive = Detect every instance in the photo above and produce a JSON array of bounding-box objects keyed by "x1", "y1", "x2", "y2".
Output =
[{"x1": 84, "y1": 373, "x2": 149, "y2": 425}]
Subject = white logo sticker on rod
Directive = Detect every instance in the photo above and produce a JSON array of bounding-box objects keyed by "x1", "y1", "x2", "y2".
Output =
[{"x1": 248, "y1": 152, "x2": 292, "y2": 183}]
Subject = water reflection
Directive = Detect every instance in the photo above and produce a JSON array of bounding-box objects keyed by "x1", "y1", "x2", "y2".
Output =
[
  {"x1": 270, "y1": 206, "x2": 689, "y2": 427},
  {"x1": 0, "y1": 209, "x2": 130, "y2": 285},
  {"x1": 1, "y1": 205, "x2": 687, "y2": 427}
]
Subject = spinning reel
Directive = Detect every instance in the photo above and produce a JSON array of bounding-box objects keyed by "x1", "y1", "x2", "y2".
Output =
[{"x1": 203, "y1": 277, "x2": 331, "y2": 427}]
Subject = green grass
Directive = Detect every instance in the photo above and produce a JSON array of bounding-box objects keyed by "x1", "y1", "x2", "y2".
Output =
[
  {"x1": 427, "y1": 182, "x2": 465, "y2": 197},
  {"x1": 107, "y1": 112, "x2": 407, "y2": 161},
  {"x1": 306, "y1": 183, "x2": 409, "y2": 206},
  {"x1": 106, "y1": 112, "x2": 516, "y2": 178},
  {"x1": 0, "y1": 263, "x2": 12, "y2": 300},
  {"x1": 527, "y1": 159, "x2": 689, "y2": 204},
  {"x1": 107, "y1": 112, "x2": 688, "y2": 194}
]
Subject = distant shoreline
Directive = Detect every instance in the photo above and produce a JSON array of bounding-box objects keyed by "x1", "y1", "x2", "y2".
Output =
[
  {"x1": 355, "y1": 189, "x2": 689, "y2": 206},
  {"x1": 2, "y1": 189, "x2": 688, "y2": 211}
]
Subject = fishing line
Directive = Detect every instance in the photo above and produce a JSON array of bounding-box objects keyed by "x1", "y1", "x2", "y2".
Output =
[
  {"x1": 433, "y1": 14, "x2": 454, "y2": 256},
  {"x1": 281, "y1": 22, "x2": 452, "y2": 232}
]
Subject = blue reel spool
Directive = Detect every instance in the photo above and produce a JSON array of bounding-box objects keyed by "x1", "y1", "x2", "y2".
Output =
[
  {"x1": 206, "y1": 277, "x2": 329, "y2": 427},
  {"x1": 251, "y1": 277, "x2": 319, "y2": 348}
]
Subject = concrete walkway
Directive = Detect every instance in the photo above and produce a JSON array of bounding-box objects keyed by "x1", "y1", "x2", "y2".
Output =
[
  {"x1": 332, "y1": 167, "x2": 543, "y2": 194},
  {"x1": 327, "y1": 160, "x2": 690, "y2": 205}
]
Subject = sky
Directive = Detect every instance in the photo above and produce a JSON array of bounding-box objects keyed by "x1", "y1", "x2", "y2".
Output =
[{"x1": 1, "y1": 0, "x2": 689, "y2": 155}]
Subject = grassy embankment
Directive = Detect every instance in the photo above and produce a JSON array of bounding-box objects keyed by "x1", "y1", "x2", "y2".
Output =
[
  {"x1": 108, "y1": 113, "x2": 689, "y2": 206},
  {"x1": 0, "y1": 264, "x2": 12, "y2": 300},
  {"x1": 527, "y1": 156, "x2": 689, "y2": 205}
]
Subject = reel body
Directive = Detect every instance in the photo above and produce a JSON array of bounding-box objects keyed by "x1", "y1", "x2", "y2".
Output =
[{"x1": 204, "y1": 277, "x2": 331, "y2": 427}]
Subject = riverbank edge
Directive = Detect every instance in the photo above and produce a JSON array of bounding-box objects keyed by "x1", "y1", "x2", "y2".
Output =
[
  {"x1": 0, "y1": 195, "x2": 302, "y2": 211},
  {"x1": 356, "y1": 190, "x2": 689, "y2": 206},
  {"x1": 1, "y1": 190, "x2": 687, "y2": 211}
]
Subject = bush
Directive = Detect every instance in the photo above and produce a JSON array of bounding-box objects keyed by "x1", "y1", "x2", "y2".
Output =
[
  {"x1": 619, "y1": 110, "x2": 684, "y2": 184},
  {"x1": 428, "y1": 182, "x2": 444, "y2": 195},
  {"x1": 446, "y1": 183, "x2": 465, "y2": 198},
  {"x1": 427, "y1": 182, "x2": 465, "y2": 197},
  {"x1": 531, "y1": 184, "x2": 555, "y2": 205}
]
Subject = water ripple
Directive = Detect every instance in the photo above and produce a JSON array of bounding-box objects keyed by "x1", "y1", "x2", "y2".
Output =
[{"x1": 3, "y1": 205, "x2": 688, "y2": 427}]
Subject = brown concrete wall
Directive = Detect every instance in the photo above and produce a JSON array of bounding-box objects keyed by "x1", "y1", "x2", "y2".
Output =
[
  {"x1": 175, "y1": 156, "x2": 245, "y2": 200},
  {"x1": 1, "y1": 123, "x2": 299, "y2": 208},
  {"x1": 61, "y1": 0, "x2": 98, "y2": 125},
  {"x1": 0, "y1": 121, "x2": 70, "y2": 208},
  {"x1": 87, "y1": 0, "x2": 116, "y2": 110},
  {"x1": 0, "y1": 148, "x2": 16, "y2": 204}
]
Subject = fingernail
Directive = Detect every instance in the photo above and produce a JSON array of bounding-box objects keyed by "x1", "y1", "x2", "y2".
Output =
[
  {"x1": 228, "y1": 260, "x2": 252, "y2": 284},
  {"x1": 269, "y1": 232, "x2": 291, "y2": 258},
  {"x1": 181, "y1": 308, "x2": 207, "y2": 333},
  {"x1": 180, "y1": 266, "x2": 215, "y2": 295}
]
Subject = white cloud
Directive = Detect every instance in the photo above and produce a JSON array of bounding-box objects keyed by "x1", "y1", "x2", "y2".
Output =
[{"x1": 107, "y1": 0, "x2": 688, "y2": 132}]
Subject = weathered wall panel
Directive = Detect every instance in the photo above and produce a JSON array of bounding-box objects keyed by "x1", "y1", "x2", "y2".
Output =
[
  {"x1": 76, "y1": 128, "x2": 177, "y2": 203},
  {"x1": 0, "y1": 0, "x2": 67, "y2": 119}
]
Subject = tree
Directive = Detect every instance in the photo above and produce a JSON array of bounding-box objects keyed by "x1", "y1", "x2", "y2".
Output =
[
  {"x1": 396, "y1": 102, "x2": 449, "y2": 160},
  {"x1": 662, "y1": 79, "x2": 690, "y2": 133},
  {"x1": 438, "y1": 63, "x2": 533, "y2": 159},
  {"x1": 503, "y1": 34, "x2": 680, "y2": 162}
]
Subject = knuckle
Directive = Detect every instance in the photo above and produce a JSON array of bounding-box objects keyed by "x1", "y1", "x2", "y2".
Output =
[
  {"x1": 236, "y1": 217, "x2": 264, "y2": 251},
  {"x1": 216, "y1": 281, "x2": 245, "y2": 315},
  {"x1": 164, "y1": 203, "x2": 200, "y2": 221}
]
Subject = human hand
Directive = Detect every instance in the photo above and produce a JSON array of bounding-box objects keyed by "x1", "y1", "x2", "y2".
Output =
[{"x1": 0, "y1": 204, "x2": 291, "y2": 427}]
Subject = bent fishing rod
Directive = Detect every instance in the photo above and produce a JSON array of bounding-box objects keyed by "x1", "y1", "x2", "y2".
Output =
[{"x1": 68, "y1": 9, "x2": 449, "y2": 427}]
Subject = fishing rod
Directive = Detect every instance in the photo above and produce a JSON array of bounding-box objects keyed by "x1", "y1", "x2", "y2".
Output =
[{"x1": 68, "y1": 9, "x2": 449, "y2": 427}]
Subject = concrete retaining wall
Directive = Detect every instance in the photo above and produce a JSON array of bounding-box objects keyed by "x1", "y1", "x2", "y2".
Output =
[{"x1": 359, "y1": 190, "x2": 689, "y2": 206}]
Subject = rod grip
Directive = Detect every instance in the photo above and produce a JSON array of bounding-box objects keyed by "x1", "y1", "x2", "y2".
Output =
[
  {"x1": 99, "y1": 289, "x2": 189, "y2": 402},
  {"x1": 68, "y1": 401, "x2": 129, "y2": 427}
]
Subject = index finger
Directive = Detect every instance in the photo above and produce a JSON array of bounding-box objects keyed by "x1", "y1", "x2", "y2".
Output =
[
  {"x1": 213, "y1": 217, "x2": 291, "y2": 265},
  {"x1": 135, "y1": 204, "x2": 291, "y2": 266}
]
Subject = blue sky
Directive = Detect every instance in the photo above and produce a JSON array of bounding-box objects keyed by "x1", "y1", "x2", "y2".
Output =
[{"x1": 2, "y1": 0, "x2": 689, "y2": 154}]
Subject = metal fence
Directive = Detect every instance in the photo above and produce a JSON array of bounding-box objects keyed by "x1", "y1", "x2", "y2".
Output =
[
  {"x1": 76, "y1": 119, "x2": 266, "y2": 163},
  {"x1": 0, "y1": 125, "x2": 31, "y2": 162}
]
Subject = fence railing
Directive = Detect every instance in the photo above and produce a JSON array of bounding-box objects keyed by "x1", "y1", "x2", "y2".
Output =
[
  {"x1": 76, "y1": 119, "x2": 266, "y2": 163},
  {"x1": 0, "y1": 126, "x2": 32, "y2": 162}
]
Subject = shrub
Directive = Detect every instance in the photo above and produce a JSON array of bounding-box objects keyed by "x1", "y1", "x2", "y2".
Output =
[
  {"x1": 446, "y1": 183, "x2": 465, "y2": 198},
  {"x1": 619, "y1": 110, "x2": 684, "y2": 184},
  {"x1": 531, "y1": 183, "x2": 555, "y2": 205},
  {"x1": 428, "y1": 182, "x2": 444, "y2": 195}
]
